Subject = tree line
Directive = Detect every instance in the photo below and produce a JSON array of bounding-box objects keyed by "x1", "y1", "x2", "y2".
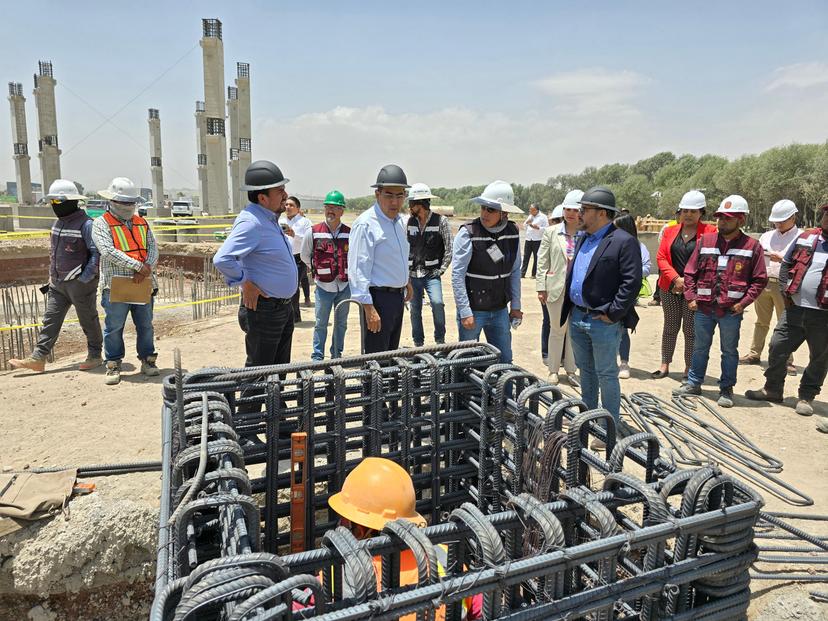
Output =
[{"x1": 347, "y1": 141, "x2": 828, "y2": 231}]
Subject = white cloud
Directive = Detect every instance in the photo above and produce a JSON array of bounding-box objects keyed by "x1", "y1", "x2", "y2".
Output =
[
  {"x1": 765, "y1": 62, "x2": 828, "y2": 92},
  {"x1": 533, "y1": 68, "x2": 651, "y2": 117}
]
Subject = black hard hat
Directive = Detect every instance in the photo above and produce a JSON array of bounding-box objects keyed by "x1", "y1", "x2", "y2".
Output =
[
  {"x1": 371, "y1": 164, "x2": 410, "y2": 188},
  {"x1": 241, "y1": 160, "x2": 289, "y2": 191},
  {"x1": 579, "y1": 185, "x2": 618, "y2": 212}
]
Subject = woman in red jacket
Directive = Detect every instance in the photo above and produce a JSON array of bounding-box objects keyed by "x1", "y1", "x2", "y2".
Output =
[{"x1": 652, "y1": 191, "x2": 716, "y2": 378}]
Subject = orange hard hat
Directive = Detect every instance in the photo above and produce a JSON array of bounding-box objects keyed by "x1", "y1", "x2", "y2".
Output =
[{"x1": 328, "y1": 457, "x2": 426, "y2": 531}]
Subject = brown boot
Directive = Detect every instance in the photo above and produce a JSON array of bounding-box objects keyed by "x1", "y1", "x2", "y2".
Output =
[
  {"x1": 79, "y1": 355, "x2": 103, "y2": 371},
  {"x1": 9, "y1": 356, "x2": 46, "y2": 373},
  {"x1": 739, "y1": 354, "x2": 760, "y2": 365}
]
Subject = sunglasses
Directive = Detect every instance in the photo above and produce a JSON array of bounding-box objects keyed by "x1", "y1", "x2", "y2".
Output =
[
  {"x1": 481, "y1": 206, "x2": 501, "y2": 214},
  {"x1": 714, "y1": 213, "x2": 738, "y2": 220}
]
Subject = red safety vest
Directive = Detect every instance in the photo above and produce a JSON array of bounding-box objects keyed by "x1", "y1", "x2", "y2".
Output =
[
  {"x1": 103, "y1": 211, "x2": 149, "y2": 262},
  {"x1": 311, "y1": 222, "x2": 350, "y2": 283},
  {"x1": 693, "y1": 232, "x2": 760, "y2": 307},
  {"x1": 784, "y1": 229, "x2": 828, "y2": 308}
]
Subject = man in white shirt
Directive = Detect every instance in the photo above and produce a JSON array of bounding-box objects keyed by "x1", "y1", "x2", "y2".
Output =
[
  {"x1": 521, "y1": 203, "x2": 548, "y2": 278},
  {"x1": 281, "y1": 195, "x2": 313, "y2": 322},
  {"x1": 740, "y1": 199, "x2": 800, "y2": 369}
]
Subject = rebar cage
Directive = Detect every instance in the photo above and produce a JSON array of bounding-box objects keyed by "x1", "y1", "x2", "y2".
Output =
[{"x1": 153, "y1": 343, "x2": 763, "y2": 621}]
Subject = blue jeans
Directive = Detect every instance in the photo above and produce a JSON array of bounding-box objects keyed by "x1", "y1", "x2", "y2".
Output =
[
  {"x1": 101, "y1": 289, "x2": 156, "y2": 362},
  {"x1": 312, "y1": 285, "x2": 350, "y2": 360},
  {"x1": 410, "y1": 276, "x2": 446, "y2": 346},
  {"x1": 568, "y1": 308, "x2": 623, "y2": 422},
  {"x1": 457, "y1": 308, "x2": 512, "y2": 363},
  {"x1": 619, "y1": 329, "x2": 631, "y2": 362},
  {"x1": 688, "y1": 310, "x2": 743, "y2": 389}
]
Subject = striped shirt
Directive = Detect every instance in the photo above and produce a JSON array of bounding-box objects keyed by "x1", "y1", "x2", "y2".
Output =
[{"x1": 92, "y1": 212, "x2": 159, "y2": 291}]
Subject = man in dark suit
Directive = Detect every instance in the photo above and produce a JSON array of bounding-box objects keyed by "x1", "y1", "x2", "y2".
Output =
[{"x1": 561, "y1": 186, "x2": 642, "y2": 438}]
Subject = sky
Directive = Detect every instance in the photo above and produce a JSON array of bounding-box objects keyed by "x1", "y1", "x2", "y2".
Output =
[{"x1": 2, "y1": 1, "x2": 828, "y2": 199}]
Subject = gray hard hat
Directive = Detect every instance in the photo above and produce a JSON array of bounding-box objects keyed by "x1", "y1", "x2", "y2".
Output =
[
  {"x1": 241, "y1": 160, "x2": 289, "y2": 191},
  {"x1": 371, "y1": 164, "x2": 410, "y2": 188}
]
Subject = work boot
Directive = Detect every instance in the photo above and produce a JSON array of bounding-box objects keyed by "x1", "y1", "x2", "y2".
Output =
[
  {"x1": 795, "y1": 399, "x2": 814, "y2": 417},
  {"x1": 79, "y1": 355, "x2": 103, "y2": 371},
  {"x1": 105, "y1": 361, "x2": 121, "y2": 385},
  {"x1": 673, "y1": 382, "x2": 702, "y2": 397},
  {"x1": 141, "y1": 354, "x2": 160, "y2": 377},
  {"x1": 618, "y1": 362, "x2": 631, "y2": 379},
  {"x1": 9, "y1": 355, "x2": 46, "y2": 373},
  {"x1": 739, "y1": 354, "x2": 760, "y2": 365},
  {"x1": 717, "y1": 387, "x2": 734, "y2": 408},
  {"x1": 744, "y1": 387, "x2": 783, "y2": 403}
]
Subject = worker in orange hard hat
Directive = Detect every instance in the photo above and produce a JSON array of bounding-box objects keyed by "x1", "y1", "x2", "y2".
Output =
[{"x1": 326, "y1": 457, "x2": 481, "y2": 620}]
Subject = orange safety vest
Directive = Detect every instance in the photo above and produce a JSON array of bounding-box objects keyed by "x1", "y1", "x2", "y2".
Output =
[{"x1": 103, "y1": 211, "x2": 149, "y2": 262}]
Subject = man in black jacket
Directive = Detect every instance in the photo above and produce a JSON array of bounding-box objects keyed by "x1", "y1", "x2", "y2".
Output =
[{"x1": 562, "y1": 186, "x2": 642, "y2": 437}]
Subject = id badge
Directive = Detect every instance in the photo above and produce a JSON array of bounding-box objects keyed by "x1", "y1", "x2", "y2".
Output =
[
  {"x1": 717, "y1": 256, "x2": 729, "y2": 270},
  {"x1": 487, "y1": 245, "x2": 505, "y2": 263}
]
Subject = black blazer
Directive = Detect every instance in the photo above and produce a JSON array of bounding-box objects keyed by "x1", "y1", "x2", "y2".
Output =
[{"x1": 561, "y1": 225, "x2": 643, "y2": 327}]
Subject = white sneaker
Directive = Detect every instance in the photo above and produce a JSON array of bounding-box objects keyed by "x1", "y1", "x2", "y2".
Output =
[
  {"x1": 547, "y1": 372, "x2": 559, "y2": 385},
  {"x1": 104, "y1": 361, "x2": 121, "y2": 385},
  {"x1": 619, "y1": 362, "x2": 631, "y2": 379}
]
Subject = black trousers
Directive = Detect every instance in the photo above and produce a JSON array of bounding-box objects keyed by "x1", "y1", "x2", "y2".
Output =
[
  {"x1": 764, "y1": 305, "x2": 828, "y2": 400},
  {"x1": 237, "y1": 298, "x2": 294, "y2": 416},
  {"x1": 522, "y1": 239, "x2": 541, "y2": 277},
  {"x1": 364, "y1": 288, "x2": 405, "y2": 354},
  {"x1": 34, "y1": 278, "x2": 102, "y2": 359},
  {"x1": 291, "y1": 255, "x2": 307, "y2": 322}
]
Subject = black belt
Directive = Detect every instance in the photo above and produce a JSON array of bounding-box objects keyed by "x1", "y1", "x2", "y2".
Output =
[
  {"x1": 574, "y1": 304, "x2": 593, "y2": 313},
  {"x1": 370, "y1": 286, "x2": 405, "y2": 293},
  {"x1": 244, "y1": 296, "x2": 292, "y2": 306}
]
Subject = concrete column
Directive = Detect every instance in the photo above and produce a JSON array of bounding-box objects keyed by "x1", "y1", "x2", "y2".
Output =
[
  {"x1": 7, "y1": 82, "x2": 34, "y2": 204},
  {"x1": 147, "y1": 109, "x2": 170, "y2": 217},
  {"x1": 227, "y1": 86, "x2": 241, "y2": 213},
  {"x1": 200, "y1": 19, "x2": 228, "y2": 215},
  {"x1": 236, "y1": 62, "x2": 252, "y2": 209},
  {"x1": 32, "y1": 61, "x2": 61, "y2": 193},
  {"x1": 195, "y1": 100, "x2": 208, "y2": 212}
]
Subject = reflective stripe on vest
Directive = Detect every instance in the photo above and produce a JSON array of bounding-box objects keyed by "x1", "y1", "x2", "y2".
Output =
[{"x1": 103, "y1": 211, "x2": 149, "y2": 262}]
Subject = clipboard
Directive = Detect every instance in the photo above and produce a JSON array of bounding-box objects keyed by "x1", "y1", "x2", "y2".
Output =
[{"x1": 109, "y1": 275, "x2": 152, "y2": 304}]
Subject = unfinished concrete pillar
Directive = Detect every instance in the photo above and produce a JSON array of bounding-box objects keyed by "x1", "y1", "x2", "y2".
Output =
[
  {"x1": 7, "y1": 82, "x2": 34, "y2": 204},
  {"x1": 227, "y1": 86, "x2": 241, "y2": 213},
  {"x1": 147, "y1": 109, "x2": 170, "y2": 217},
  {"x1": 33, "y1": 61, "x2": 61, "y2": 193},
  {"x1": 236, "y1": 62, "x2": 252, "y2": 209},
  {"x1": 200, "y1": 18, "x2": 228, "y2": 215},
  {"x1": 195, "y1": 100, "x2": 209, "y2": 212}
]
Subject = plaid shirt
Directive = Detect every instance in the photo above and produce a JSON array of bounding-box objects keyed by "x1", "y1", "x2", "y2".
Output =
[
  {"x1": 92, "y1": 213, "x2": 159, "y2": 291},
  {"x1": 409, "y1": 213, "x2": 453, "y2": 279}
]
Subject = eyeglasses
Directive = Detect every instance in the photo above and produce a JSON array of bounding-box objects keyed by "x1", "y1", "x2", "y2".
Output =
[
  {"x1": 481, "y1": 206, "x2": 501, "y2": 214},
  {"x1": 381, "y1": 192, "x2": 406, "y2": 202}
]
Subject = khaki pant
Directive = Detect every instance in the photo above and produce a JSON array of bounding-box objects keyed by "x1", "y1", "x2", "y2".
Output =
[
  {"x1": 748, "y1": 279, "x2": 785, "y2": 358},
  {"x1": 545, "y1": 293, "x2": 576, "y2": 374}
]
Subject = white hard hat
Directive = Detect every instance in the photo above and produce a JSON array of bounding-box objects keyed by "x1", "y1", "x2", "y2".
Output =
[
  {"x1": 472, "y1": 180, "x2": 524, "y2": 214},
  {"x1": 678, "y1": 190, "x2": 706, "y2": 210},
  {"x1": 46, "y1": 179, "x2": 85, "y2": 202},
  {"x1": 768, "y1": 199, "x2": 798, "y2": 222},
  {"x1": 550, "y1": 205, "x2": 564, "y2": 219},
  {"x1": 407, "y1": 183, "x2": 440, "y2": 201},
  {"x1": 556, "y1": 189, "x2": 584, "y2": 212},
  {"x1": 716, "y1": 195, "x2": 749, "y2": 215},
  {"x1": 98, "y1": 177, "x2": 142, "y2": 203}
]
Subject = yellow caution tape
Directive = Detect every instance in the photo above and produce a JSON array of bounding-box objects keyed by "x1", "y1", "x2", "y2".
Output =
[
  {"x1": 0, "y1": 230, "x2": 50, "y2": 239},
  {"x1": 0, "y1": 293, "x2": 240, "y2": 333}
]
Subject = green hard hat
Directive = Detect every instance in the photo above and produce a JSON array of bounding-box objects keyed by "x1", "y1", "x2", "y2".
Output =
[{"x1": 324, "y1": 189, "x2": 346, "y2": 207}]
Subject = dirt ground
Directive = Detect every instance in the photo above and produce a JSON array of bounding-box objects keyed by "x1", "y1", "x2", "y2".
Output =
[{"x1": 1, "y1": 269, "x2": 826, "y2": 619}]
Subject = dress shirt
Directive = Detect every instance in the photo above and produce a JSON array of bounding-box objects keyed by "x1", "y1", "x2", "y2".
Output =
[
  {"x1": 759, "y1": 226, "x2": 800, "y2": 279},
  {"x1": 92, "y1": 212, "x2": 158, "y2": 291},
  {"x1": 347, "y1": 204, "x2": 410, "y2": 304},
  {"x1": 451, "y1": 224, "x2": 522, "y2": 319},
  {"x1": 524, "y1": 213, "x2": 548, "y2": 241},
  {"x1": 300, "y1": 222, "x2": 349, "y2": 293},
  {"x1": 558, "y1": 225, "x2": 581, "y2": 262},
  {"x1": 569, "y1": 222, "x2": 613, "y2": 308},
  {"x1": 213, "y1": 203, "x2": 298, "y2": 299},
  {"x1": 280, "y1": 213, "x2": 312, "y2": 255}
]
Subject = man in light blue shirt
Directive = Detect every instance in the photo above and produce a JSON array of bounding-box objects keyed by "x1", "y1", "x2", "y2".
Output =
[
  {"x1": 348, "y1": 164, "x2": 413, "y2": 354},
  {"x1": 213, "y1": 160, "x2": 297, "y2": 433},
  {"x1": 451, "y1": 180, "x2": 523, "y2": 363}
]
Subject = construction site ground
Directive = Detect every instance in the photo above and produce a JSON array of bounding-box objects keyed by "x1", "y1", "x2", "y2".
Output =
[{"x1": 1, "y1": 267, "x2": 827, "y2": 619}]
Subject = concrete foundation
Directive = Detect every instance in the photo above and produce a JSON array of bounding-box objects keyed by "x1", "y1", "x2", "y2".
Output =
[
  {"x1": 33, "y1": 61, "x2": 61, "y2": 193},
  {"x1": 200, "y1": 19, "x2": 228, "y2": 216},
  {"x1": 7, "y1": 82, "x2": 34, "y2": 205}
]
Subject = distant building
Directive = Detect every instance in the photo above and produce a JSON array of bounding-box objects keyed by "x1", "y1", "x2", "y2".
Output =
[
  {"x1": 139, "y1": 187, "x2": 152, "y2": 202},
  {"x1": 5, "y1": 181, "x2": 42, "y2": 198}
]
